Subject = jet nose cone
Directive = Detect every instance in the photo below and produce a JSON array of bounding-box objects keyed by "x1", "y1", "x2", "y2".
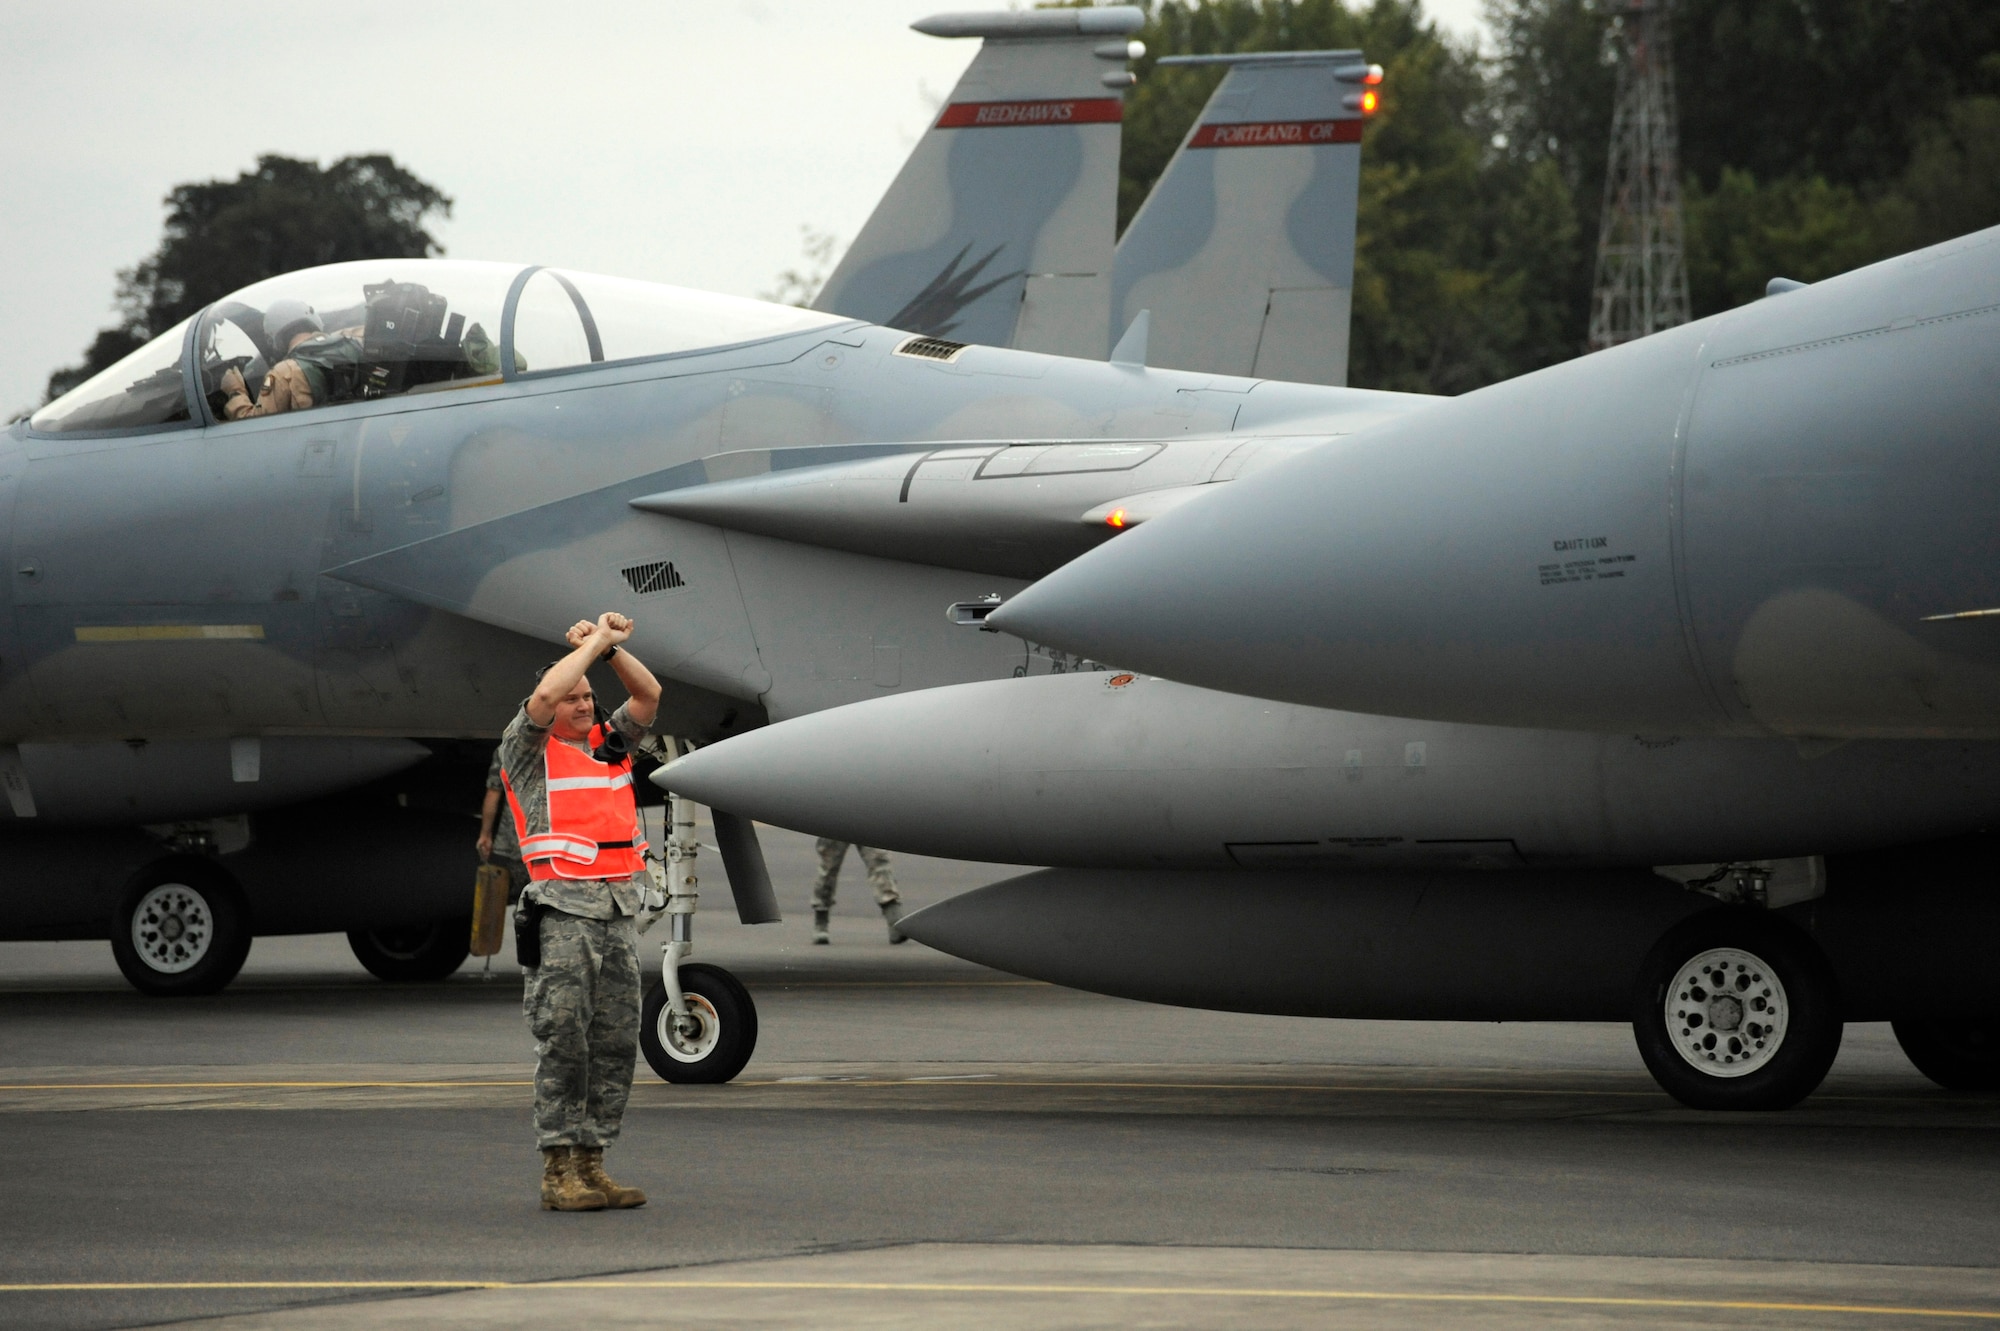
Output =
[
  {"x1": 985, "y1": 443, "x2": 1350, "y2": 686},
  {"x1": 990, "y1": 328, "x2": 1722, "y2": 732}
]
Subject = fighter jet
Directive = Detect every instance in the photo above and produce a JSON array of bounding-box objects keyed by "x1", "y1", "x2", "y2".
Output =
[
  {"x1": 3, "y1": 8, "x2": 1393, "y2": 1011},
  {"x1": 988, "y1": 228, "x2": 2000, "y2": 739},
  {"x1": 647, "y1": 230, "x2": 2000, "y2": 1109}
]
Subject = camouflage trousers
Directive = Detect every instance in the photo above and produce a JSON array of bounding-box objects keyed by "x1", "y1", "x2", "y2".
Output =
[
  {"x1": 812, "y1": 839, "x2": 900, "y2": 911},
  {"x1": 523, "y1": 910, "x2": 640, "y2": 1150}
]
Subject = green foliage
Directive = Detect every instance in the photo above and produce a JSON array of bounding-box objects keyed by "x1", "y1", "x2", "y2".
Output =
[
  {"x1": 1674, "y1": 0, "x2": 2000, "y2": 190},
  {"x1": 46, "y1": 154, "x2": 451, "y2": 403},
  {"x1": 1122, "y1": 0, "x2": 2000, "y2": 393},
  {"x1": 1683, "y1": 170, "x2": 1880, "y2": 313}
]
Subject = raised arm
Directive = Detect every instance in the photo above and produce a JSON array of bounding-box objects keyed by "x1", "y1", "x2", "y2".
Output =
[
  {"x1": 607, "y1": 639, "x2": 662, "y2": 730},
  {"x1": 527, "y1": 613, "x2": 633, "y2": 726}
]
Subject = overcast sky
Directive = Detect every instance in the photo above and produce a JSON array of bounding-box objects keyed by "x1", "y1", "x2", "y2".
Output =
[{"x1": 0, "y1": 0, "x2": 1487, "y2": 418}]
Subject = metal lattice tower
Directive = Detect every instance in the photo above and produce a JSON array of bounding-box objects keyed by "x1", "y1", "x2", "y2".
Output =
[{"x1": 1587, "y1": 0, "x2": 1690, "y2": 351}]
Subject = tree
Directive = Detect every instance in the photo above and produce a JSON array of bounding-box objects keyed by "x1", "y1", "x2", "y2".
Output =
[
  {"x1": 46, "y1": 154, "x2": 451, "y2": 402},
  {"x1": 1487, "y1": 0, "x2": 2000, "y2": 326},
  {"x1": 759, "y1": 227, "x2": 846, "y2": 308}
]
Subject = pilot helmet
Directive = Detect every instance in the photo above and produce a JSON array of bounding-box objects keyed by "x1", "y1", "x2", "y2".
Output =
[{"x1": 262, "y1": 299, "x2": 323, "y2": 352}]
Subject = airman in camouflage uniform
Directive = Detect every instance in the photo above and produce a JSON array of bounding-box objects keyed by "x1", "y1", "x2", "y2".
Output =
[
  {"x1": 811, "y1": 839, "x2": 907, "y2": 945},
  {"x1": 477, "y1": 747, "x2": 531, "y2": 903},
  {"x1": 500, "y1": 612, "x2": 661, "y2": 1212}
]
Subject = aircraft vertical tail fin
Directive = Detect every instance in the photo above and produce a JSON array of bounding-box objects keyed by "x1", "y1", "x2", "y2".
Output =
[
  {"x1": 812, "y1": 7, "x2": 1144, "y2": 358},
  {"x1": 1111, "y1": 52, "x2": 1381, "y2": 385}
]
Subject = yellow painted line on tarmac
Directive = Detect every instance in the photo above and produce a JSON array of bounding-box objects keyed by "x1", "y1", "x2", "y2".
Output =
[
  {"x1": 74, "y1": 624, "x2": 265, "y2": 642},
  {"x1": 728, "y1": 1078, "x2": 1665, "y2": 1098},
  {"x1": 0, "y1": 1081, "x2": 531, "y2": 1091},
  {"x1": 0, "y1": 979, "x2": 1044, "y2": 997},
  {"x1": 771, "y1": 981, "x2": 1050, "y2": 988},
  {"x1": 0, "y1": 1278, "x2": 1996, "y2": 1319}
]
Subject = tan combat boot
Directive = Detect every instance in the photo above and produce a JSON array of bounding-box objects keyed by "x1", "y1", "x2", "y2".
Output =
[
  {"x1": 573, "y1": 1145, "x2": 648, "y2": 1208},
  {"x1": 882, "y1": 900, "x2": 908, "y2": 945},
  {"x1": 540, "y1": 1146, "x2": 607, "y2": 1212}
]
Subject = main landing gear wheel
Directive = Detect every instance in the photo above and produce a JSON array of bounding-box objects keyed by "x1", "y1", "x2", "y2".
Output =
[
  {"x1": 347, "y1": 915, "x2": 473, "y2": 982},
  {"x1": 109, "y1": 861, "x2": 252, "y2": 997},
  {"x1": 641, "y1": 962, "x2": 757, "y2": 1084},
  {"x1": 1892, "y1": 1018, "x2": 2000, "y2": 1091},
  {"x1": 1632, "y1": 909, "x2": 1842, "y2": 1111}
]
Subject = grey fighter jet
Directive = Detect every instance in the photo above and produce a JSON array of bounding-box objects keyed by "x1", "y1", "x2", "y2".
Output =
[
  {"x1": 1, "y1": 12, "x2": 1384, "y2": 1008},
  {"x1": 1, "y1": 255, "x2": 1416, "y2": 1008},
  {"x1": 645, "y1": 229, "x2": 2000, "y2": 1109}
]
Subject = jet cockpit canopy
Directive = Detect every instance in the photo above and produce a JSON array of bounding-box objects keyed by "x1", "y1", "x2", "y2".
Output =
[
  {"x1": 30, "y1": 259, "x2": 852, "y2": 435},
  {"x1": 193, "y1": 260, "x2": 521, "y2": 420}
]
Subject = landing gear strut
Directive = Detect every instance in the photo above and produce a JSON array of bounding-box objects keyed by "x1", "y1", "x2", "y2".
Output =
[{"x1": 638, "y1": 775, "x2": 757, "y2": 1083}]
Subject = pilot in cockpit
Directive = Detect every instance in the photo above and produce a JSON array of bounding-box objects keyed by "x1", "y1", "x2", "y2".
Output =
[{"x1": 218, "y1": 299, "x2": 364, "y2": 419}]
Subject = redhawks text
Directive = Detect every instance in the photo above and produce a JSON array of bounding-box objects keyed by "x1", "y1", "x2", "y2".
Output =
[{"x1": 937, "y1": 98, "x2": 1125, "y2": 129}]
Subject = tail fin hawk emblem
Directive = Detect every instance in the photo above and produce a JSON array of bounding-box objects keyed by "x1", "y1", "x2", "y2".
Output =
[{"x1": 888, "y1": 243, "x2": 1024, "y2": 338}]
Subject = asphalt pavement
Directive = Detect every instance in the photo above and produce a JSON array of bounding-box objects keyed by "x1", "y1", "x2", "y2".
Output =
[{"x1": 1, "y1": 825, "x2": 1996, "y2": 1329}]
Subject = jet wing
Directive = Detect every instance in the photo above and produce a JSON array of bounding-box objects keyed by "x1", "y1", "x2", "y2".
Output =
[
  {"x1": 629, "y1": 435, "x2": 1326, "y2": 580},
  {"x1": 322, "y1": 444, "x2": 925, "y2": 703}
]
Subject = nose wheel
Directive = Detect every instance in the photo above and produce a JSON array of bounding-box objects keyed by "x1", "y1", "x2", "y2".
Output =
[
  {"x1": 641, "y1": 962, "x2": 757, "y2": 1083},
  {"x1": 635, "y1": 772, "x2": 757, "y2": 1083}
]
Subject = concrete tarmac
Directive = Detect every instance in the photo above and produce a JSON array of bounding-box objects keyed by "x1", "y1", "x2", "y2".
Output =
[{"x1": 2, "y1": 827, "x2": 1997, "y2": 1329}]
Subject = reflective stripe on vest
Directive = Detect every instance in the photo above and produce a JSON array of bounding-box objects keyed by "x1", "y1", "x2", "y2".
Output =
[{"x1": 503, "y1": 723, "x2": 648, "y2": 882}]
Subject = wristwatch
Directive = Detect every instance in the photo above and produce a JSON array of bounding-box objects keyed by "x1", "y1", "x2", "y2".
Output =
[{"x1": 602, "y1": 643, "x2": 621, "y2": 660}]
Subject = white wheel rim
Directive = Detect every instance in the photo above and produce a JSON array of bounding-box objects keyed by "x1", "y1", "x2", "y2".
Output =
[
  {"x1": 1666, "y1": 946, "x2": 1788, "y2": 1078},
  {"x1": 658, "y1": 992, "x2": 722, "y2": 1063},
  {"x1": 130, "y1": 883, "x2": 214, "y2": 974}
]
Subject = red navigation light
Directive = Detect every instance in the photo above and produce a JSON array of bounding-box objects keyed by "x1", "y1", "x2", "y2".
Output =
[
  {"x1": 1106, "y1": 508, "x2": 1128, "y2": 528},
  {"x1": 1362, "y1": 66, "x2": 1384, "y2": 86}
]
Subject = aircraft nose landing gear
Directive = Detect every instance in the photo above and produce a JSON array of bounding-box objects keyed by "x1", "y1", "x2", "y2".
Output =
[{"x1": 638, "y1": 782, "x2": 758, "y2": 1083}]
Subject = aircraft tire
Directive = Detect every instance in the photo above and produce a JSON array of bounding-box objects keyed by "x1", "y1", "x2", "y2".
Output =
[
  {"x1": 1631, "y1": 908, "x2": 1842, "y2": 1111},
  {"x1": 1891, "y1": 1017, "x2": 2000, "y2": 1091},
  {"x1": 641, "y1": 962, "x2": 758, "y2": 1084},
  {"x1": 346, "y1": 916, "x2": 472, "y2": 982},
  {"x1": 109, "y1": 860, "x2": 253, "y2": 997}
]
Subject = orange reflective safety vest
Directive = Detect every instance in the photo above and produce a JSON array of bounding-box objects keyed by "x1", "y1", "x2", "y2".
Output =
[{"x1": 503, "y1": 723, "x2": 648, "y2": 881}]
